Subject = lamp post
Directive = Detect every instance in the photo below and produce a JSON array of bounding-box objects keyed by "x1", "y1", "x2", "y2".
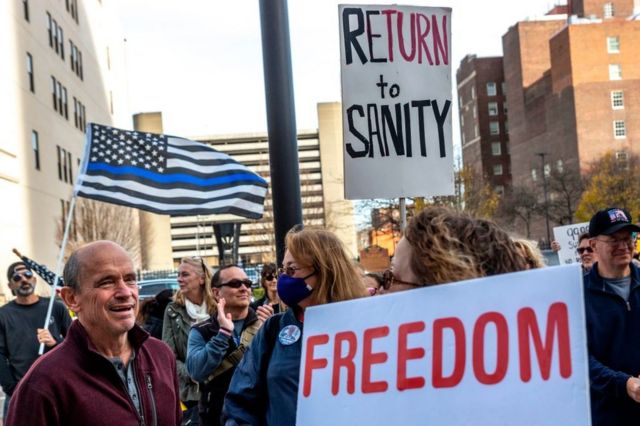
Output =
[{"x1": 536, "y1": 152, "x2": 551, "y2": 247}]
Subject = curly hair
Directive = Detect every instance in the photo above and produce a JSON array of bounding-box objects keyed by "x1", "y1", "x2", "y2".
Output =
[
  {"x1": 403, "y1": 207, "x2": 528, "y2": 286},
  {"x1": 285, "y1": 227, "x2": 368, "y2": 305},
  {"x1": 513, "y1": 239, "x2": 545, "y2": 269},
  {"x1": 174, "y1": 256, "x2": 216, "y2": 314}
]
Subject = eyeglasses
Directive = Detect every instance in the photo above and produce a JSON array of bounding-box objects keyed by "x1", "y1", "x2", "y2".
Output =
[
  {"x1": 217, "y1": 279, "x2": 252, "y2": 289},
  {"x1": 262, "y1": 274, "x2": 276, "y2": 281},
  {"x1": 11, "y1": 270, "x2": 34, "y2": 282},
  {"x1": 594, "y1": 237, "x2": 636, "y2": 247},
  {"x1": 382, "y1": 269, "x2": 423, "y2": 290},
  {"x1": 278, "y1": 266, "x2": 316, "y2": 280},
  {"x1": 577, "y1": 247, "x2": 593, "y2": 254}
]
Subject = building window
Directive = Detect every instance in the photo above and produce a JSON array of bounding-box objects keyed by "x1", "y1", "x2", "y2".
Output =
[
  {"x1": 474, "y1": 125, "x2": 478, "y2": 138},
  {"x1": 557, "y1": 160, "x2": 564, "y2": 173},
  {"x1": 493, "y1": 165, "x2": 503, "y2": 176},
  {"x1": 486, "y1": 82, "x2": 497, "y2": 96},
  {"x1": 609, "y1": 64, "x2": 622, "y2": 80},
  {"x1": 47, "y1": 13, "x2": 64, "y2": 59},
  {"x1": 69, "y1": 40, "x2": 83, "y2": 80},
  {"x1": 607, "y1": 36, "x2": 620, "y2": 53},
  {"x1": 611, "y1": 90, "x2": 624, "y2": 109},
  {"x1": 495, "y1": 185, "x2": 504, "y2": 195},
  {"x1": 614, "y1": 120, "x2": 626, "y2": 138},
  {"x1": 489, "y1": 121, "x2": 500, "y2": 135},
  {"x1": 67, "y1": 151, "x2": 73, "y2": 182},
  {"x1": 73, "y1": 97, "x2": 86, "y2": 131},
  {"x1": 504, "y1": 120, "x2": 509, "y2": 133},
  {"x1": 65, "y1": 0, "x2": 79, "y2": 24},
  {"x1": 604, "y1": 2, "x2": 614, "y2": 18},
  {"x1": 57, "y1": 146, "x2": 72, "y2": 183},
  {"x1": 460, "y1": 114, "x2": 464, "y2": 126},
  {"x1": 531, "y1": 169, "x2": 538, "y2": 181},
  {"x1": 544, "y1": 164, "x2": 551, "y2": 177},
  {"x1": 26, "y1": 52, "x2": 34, "y2": 93},
  {"x1": 488, "y1": 102, "x2": 498, "y2": 116},
  {"x1": 473, "y1": 105, "x2": 477, "y2": 118},
  {"x1": 31, "y1": 130, "x2": 40, "y2": 170},
  {"x1": 51, "y1": 76, "x2": 68, "y2": 118},
  {"x1": 62, "y1": 87, "x2": 68, "y2": 119},
  {"x1": 501, "y1": 82, "x2": 507, "y2": 97},
  {"x1": 22, "y1": 0, "x2": 29, "y2": 21},
  {"x1": 491, "y1": 142, "x2": 501, "y2": 156}
]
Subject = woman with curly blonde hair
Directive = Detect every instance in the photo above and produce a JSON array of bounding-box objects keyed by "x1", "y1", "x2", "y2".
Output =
[
  {"x1": 513, "y1": 238, "x2": 546, "y2": 269},
  {"x1": 223, "y1": 227, "x2": 367, "y2": 425},
  {"x1": 383, "y1": 207, "x2": 528, "y2": 292},
  {"x1": 162, "y1": 256, "x2": 216, "y2": 424}
]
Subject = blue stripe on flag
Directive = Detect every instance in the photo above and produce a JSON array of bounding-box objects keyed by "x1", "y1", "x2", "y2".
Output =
[{"x1": 86, "y1": 163, "x2": 267, "y2": 186}]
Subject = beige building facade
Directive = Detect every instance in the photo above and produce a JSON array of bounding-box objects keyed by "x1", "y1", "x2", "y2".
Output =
[
  {"x1": 136, "y1": 103, "x2": 357, "y2": 269},
  {"x1": 0, "y1": 0, "x2": 129, "y2": 298}
]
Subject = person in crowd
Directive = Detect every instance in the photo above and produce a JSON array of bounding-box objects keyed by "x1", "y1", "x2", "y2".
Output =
[
  {"x1": 583, "y1": 208, "x2": 640, "y2": 425},
  {"x1": 137, "y1": 288, "x2": 174, "y2": 339},
  {"x1": 186, "y1": 265, "x2": 273, "y2": 425},
  {"x1": 576, "y1": 232, "x2": 596, "y2": 272},
  {"x1": 0, "y1": 262, "x2": 72, "y2": 419},
  {"x1": 513, "y1": 239, "x2": 546, "y2": 269},
  {"x1": 163, "y1": 257, "x2": 216, "y2": 425},
  {"x1": 382, "y1": 207, "x2": 527, "y2": 293},
  {"x1": 223, "y1": 227, "x2": 368, "y2": 425},
  {"x1": 5, "y1": 241, "x2": 181, "y2": 425},
  {"x1": 363, "y1": 272, "x2": 384, "y2": 295},
  {"x1": 250, "y1": 263, "x2": 285, "y2": 313}
]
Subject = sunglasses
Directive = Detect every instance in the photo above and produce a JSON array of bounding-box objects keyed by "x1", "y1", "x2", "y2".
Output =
[
  {"x1": 262, "y1": 274, "x2": 276, "y2": 281},
  {"x1": 217, "y1": 279, "x2": 252, "y2": 289},
  {"x1": 12, "y1": 270, "x2": 34, "y2": 282},
  {"x1": 577, "y1": 247, "x2": 593, "y2": 254},
  {"x1": 382, "y1": 269, "x2": 423, "y2": 290}
]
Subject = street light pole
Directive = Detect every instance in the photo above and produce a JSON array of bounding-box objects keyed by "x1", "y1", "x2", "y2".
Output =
[{"x1": 536, "y1": 152, "x2": 551, "y2": 247}]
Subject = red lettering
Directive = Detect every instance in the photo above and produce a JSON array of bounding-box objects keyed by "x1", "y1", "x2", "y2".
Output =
[
  {"x1": 416, "y1": 13, "x2": 434, "y2": 65},
  {"x1": 397, "y1": 321, "x2": 426, "y2": 391},
  {"x1": 397, "y1": 11, "x2": 417, "y2": 62},
  {"x1": 362, "y1": 326, "x2": 389, "y2": 393},
  {"x1": 331, "y1": 331, "x2": 358, "y2": 395},
  {"x1": 302, "y1": 334, "x2": 329, "y2": 397},
  {"x1": 518, "y1": 303, "x2": 572, "y2": 381},
  {"x1": 381, "y1": 9, "x2": 396, "y2": 62},
  {"x1": 432, "y1": 317, "x2": 466, "y2": 388},
  {"x1": 473, "y1": 312, "x2": 509, "y2": 385},
  {"x1": 431, "y1": 14, "x2": 448, "y2": 65}
]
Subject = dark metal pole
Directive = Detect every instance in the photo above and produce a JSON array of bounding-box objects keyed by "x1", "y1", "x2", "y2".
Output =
[
  {"x1": 537, "y1": 152, "x2": 551, "y2": 246},
  {"x1": 259, "y1": 0, "x2": 303, "y2": 266}
]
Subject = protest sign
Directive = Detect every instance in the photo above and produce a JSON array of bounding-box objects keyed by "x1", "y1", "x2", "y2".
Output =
[
  {"x1": 339, "y1": 5, "x2": 454, "y2": 199},
  {"x1": 553, "y1": 222, "x2": 589, "y2": 265},
  {"x1": 359, "y1": 245, "x2": 390, "y2": 272},
  {"x1": 297, "y1": 265, "x2": 590, "y2": 425}
]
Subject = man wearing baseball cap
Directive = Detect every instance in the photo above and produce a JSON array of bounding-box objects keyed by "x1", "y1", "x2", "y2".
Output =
[{"x1": 584, "y1": 207, "x2": 640, "y2": 425}]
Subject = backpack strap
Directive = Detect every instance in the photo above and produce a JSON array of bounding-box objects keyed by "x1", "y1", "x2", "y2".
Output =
[{"x1": 204, "y1": 320, "x2": 262, "y2": 383}]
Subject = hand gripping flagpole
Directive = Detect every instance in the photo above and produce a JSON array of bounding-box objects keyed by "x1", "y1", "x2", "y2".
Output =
[{"x1": 38, "y1": 126, "x2": 92, "y2": 355}]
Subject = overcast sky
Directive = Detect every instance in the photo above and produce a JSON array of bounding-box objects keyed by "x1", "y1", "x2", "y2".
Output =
[{"x1": 113, "y1": 0, "x2": 561, "y2": 141}]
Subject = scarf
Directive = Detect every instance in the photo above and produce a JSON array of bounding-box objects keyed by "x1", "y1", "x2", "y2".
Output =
[{"x1": 185, "y1": 298, "x2": 210, "y2": 323}]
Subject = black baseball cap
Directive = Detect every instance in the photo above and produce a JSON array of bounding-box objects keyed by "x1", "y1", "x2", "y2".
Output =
[{"x1": 588, "y1": 207, "x2": 640, "y2": 237}]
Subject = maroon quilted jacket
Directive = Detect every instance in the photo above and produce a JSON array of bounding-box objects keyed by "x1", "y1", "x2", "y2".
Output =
[{"x1": 5, "y1": 320, "x2": 181, "y2": 426}]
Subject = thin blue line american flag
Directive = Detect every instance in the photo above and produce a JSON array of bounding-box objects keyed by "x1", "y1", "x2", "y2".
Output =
[{"x1": 75, "y1": 123, "x2": 268, "y2": 218}]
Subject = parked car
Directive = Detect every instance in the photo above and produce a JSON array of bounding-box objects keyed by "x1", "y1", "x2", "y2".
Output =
[{"x1": 138, "y1": 278, "x2": 179, "y2": 301}]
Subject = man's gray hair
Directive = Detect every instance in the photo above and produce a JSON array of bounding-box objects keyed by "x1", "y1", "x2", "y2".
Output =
[{"x1": 62, "y1": 251, "x2": 81, "y2": 291}]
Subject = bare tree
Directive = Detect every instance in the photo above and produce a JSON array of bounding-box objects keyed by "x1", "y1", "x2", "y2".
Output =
[
  {"x1": 56, "y1": 198, "x2": 141, "y2": 264},
  {"x1": 498, "y1": 184, "x2": 541, "y2": 238},
  {"x1": 546, "y1": 163, "x2": 584, "y2": 225}
]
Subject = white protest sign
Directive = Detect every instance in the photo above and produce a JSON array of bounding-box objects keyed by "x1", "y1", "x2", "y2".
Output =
[
  {"x1": 339, "y1": 5, "x2": 454, "y2": 199},
  {"x1": 553, "y1": 222, "x2": 589, "y2": 265},
  {"x1": 297, "y1": 265, "x2": 590, "y2": 426}
]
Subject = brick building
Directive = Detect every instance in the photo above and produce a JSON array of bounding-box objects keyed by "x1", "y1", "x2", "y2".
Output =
[{"x1": 457, "y1": 55, "x2": 511, "y2": 193}]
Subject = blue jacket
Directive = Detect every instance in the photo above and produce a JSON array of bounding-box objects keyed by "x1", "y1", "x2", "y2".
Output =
[
  {"x1": 223, "y1": 309, "x2": 303, "y2": 426},
  {"x1": 584, "y1": 262, "x2": 640, "y2": 425}
]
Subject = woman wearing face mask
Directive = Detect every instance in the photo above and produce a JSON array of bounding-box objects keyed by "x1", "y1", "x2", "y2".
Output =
[
  {"x1": 250, "y1": 263, "x2": 285, "y2": 313},
  {"x1": 223, "y1": 227, "x2": 367, "y2": 425},
  {"x1": 162, "y1": 257, "x2": 216, "y2": 425}
]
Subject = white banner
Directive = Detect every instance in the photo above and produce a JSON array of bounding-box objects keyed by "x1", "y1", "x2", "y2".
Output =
[
  {"x1": 297, "y1": 265, "x2": 590, "y2": 425},
  {"x1": 553, "y1": 222, "x2": 589, "y2": 265},
  {"x1": 339, "y1": 4, "x2": 454, "y2": 199}
]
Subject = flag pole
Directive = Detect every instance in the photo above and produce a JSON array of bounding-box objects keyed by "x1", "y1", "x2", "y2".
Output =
[
  {"x1": 38, "y1": 126, "x2": 91, "y2": 355},
  {"x1": 38, "y1": 192, "x2": 78, "y2": 355}
]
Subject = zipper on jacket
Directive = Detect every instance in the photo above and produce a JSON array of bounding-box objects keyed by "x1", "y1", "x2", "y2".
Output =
[
  {"x1": 627, "y1": 300, "x2": 631, "y2": 311},
  {"x1": 146, "y1": 374, "x2": 158, "y2": 426}
]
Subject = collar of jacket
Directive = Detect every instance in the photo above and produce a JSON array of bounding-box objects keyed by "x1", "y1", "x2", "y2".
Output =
[
  {"x1": 586, "y1": 261, "x2": 640, "y2": 294},
  {"x1": 67, "y1": 320, "x2": 150, "y2": 356}
]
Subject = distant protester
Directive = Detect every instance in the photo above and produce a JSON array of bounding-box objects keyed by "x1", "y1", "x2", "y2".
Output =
[
  {"x1": 250, "y1": 263, "x2": 285, "y2": 313},
  {"x1": 162, "y1": 256, "x2": 216, "y2": 425},
  {"x1": 137, "y1": 289, "x2": 174, "y2": 339},
  {"x1": 223, "y1": 227, "x2": 367, "y2": 425}
]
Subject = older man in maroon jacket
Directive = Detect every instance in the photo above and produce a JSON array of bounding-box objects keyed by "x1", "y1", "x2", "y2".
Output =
[{"x1": 5, "y1": 241, "x2": 181, "y2": 426}]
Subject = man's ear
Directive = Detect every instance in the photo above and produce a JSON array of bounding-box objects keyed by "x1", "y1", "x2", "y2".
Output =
[
  {"x1": 60, "y1": 287, "x2": 80, "y2": 312},
  {"x1": 212, "y1": 287, "x2": 220, "y2": 300}
]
